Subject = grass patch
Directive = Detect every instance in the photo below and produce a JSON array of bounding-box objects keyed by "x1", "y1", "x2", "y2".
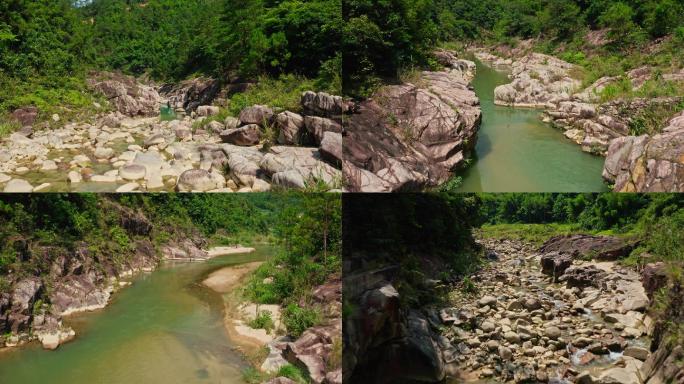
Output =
[
  {"x1": 0, "y1": 74, "x2": 109, "y2": 134},
  {"x1": 248, "y1": 310, "x2": 275, "y2": 334},
  {"x1": 0, "y1": 119, "x2": 20, "y2": 138},
  {"x1": 437, "y1": 176, "x2": 464, "y2": 192},
  {"x1": 628, "y1": 98, "x2": 684, "y2": 135},
  {"x1": 398, "y1": 67, "x2": 427, "y2": 88},
  {"x1": 477, "y1": 223, "x2": 586, "y2": 246},
  {"x1": 282, "y1": 304, "x2": 320, "y2": 338},
  {"x1": 276, "y1": 365, "x2": 308, "y2": 384},
  {"x1": 228, "y1": 74, "x2": 317, "y2": 116}
]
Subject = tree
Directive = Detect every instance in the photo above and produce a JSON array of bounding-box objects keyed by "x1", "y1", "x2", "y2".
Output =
[{"x1": 599, "y1": 2, "x2": 640, "y2": 45}]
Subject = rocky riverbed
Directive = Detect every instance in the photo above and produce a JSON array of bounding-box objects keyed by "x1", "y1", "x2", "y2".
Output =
[
  {"x1": 0, "y1": 73, "x2": 343, "y2": 192},
  {"x1": 470, "y1": 45, "x2": 684, "y2": 192},
  {"x1": 441, "y1": 238, "x2": 654, "y2": 383},
  {"x1": 343, "y1": 234, "x2": 683, "y2": 384}
]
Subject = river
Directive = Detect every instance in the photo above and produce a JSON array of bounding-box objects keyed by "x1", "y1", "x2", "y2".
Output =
[
  {"x1": 456, "y1": 60, "x2": 609, "y2": 192},
  {"x1": 0, "y1": 246, "x2": 274, "y2": 384}
]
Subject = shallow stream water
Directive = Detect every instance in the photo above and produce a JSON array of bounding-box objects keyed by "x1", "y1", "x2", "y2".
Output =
[
  {"x1": 0, "y1": 247, "x2": 273, "y2": 384},
  {"x1": 456, "y1": 60, "x2": 609, "y2": 192}
]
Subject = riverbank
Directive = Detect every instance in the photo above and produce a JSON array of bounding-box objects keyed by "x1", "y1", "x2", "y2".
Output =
[
  {"x1": 442, "y1": 237, "x2": 652, "y2": 383},
  {"x1": 467, "y1": 44, "x2": 684, "y2": 192},
  {"x1": 205, "y1": 258, "x2": 343, "y2": 384},
  {"x1": 0, "y1": 248, "x2": 272, "y2": 384},
  {"x1": 454, "y1": 57, "x2": 607, "y2": 192},
  {"x1": 203, "y1": 262, "x2": 279, "y2": 353},
  {"x1": 0, "y1": 72, "x2": 344, "y2": 193}
]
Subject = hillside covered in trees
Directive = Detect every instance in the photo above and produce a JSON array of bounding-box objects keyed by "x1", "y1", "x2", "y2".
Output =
[
  {"x1": 0, "y1": 0, "x2": 341, "y2": 131},
  {"x1": 343, "y1": 0, "x2": 684, "y2": 96}
]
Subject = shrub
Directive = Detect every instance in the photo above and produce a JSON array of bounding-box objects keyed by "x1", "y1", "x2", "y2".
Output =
[
  {"x1": 248, "y1": 310, "x2": 275, "y2": 333},
  {"x1": 283, "y1": 304, "x2": 320, "y2": 338},
  {"x1": 276, "y1": 365, "x2": 308, "y2": 384}
]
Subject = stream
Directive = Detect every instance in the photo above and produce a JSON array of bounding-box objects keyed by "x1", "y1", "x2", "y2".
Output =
[
  {"x1": 0, "y1": 246, "x2": 274, "y2": 384},
  {"x1": 457, "y1": 60, "x2": 609, "y2": 192}
]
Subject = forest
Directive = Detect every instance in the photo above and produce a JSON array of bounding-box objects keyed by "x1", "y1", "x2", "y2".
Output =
[
  {"x1": 0, "y1": 0, "x2": 341, "y2": 129},
  {"x1": 0, "y1": 193, "x2": 341, "y2": 339},
  {"x1": 343, "y1": 0, "x2": 684, "y2": 96}
]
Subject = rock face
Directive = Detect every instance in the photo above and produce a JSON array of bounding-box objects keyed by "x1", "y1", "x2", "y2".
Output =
[
  {"x1": 88, "y1": 72, "x2": 161, "y2": 116},
  {"x1": 544, "y1": 97, "x2": 680, "y2": 155},
  {"x1": 539, "y1": 234, "x2": 637, "y2": 261},
  {"x1": 158, "y1": 77, "x2": 221, "y2": 113},
  {"x1": 0, "y1": 203, "x2": 173, "y2": 351},
  {"x1": 540, "y1": 252, "x2": 573, "y2": 281},
  {"x1": 602, "y1": 111, "x2": 684, "y2": 192},
  {"x1": 344, "y1": 51, "x2": 482, "y2": 192},
  {"x1": 492, "y1": 53, "x2": 581, "y2": 107},
  {"x1": 641, "y1": 262, "x2": 668, "y2": 299},
  {"x1": 343, "y1": 266, "x2": 454, "y2": 384},
  {"x1": 301, "y1": 91, "x2": 351, "y2": 117}
]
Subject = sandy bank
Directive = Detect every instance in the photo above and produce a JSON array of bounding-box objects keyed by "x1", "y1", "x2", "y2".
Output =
[
  {"x1": 207, "y1": 246, "x2": 256, "y2": 258},
  {"x1": 201, "y1": 261, "x2": 263, "y2": 293}
]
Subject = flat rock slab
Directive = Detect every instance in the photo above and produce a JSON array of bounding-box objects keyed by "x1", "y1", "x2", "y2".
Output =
[{"x1": 539, "y1": 234, "x2": 637, "y2": 260}]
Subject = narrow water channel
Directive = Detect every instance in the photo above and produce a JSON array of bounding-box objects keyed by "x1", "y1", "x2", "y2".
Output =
[
  {"x1": 457, "y1": 60, "x2": 609, "y2": 192},
  {"x1": 0, "y1": 247, "x2": 274, "y2": 384}
]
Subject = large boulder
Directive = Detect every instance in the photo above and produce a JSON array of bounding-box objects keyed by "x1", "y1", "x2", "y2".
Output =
[
  {"x1": 11, "y1": 106, "x2": 39, "y2": 126},
  {"x1": 3, "y1": 179, "x2": 33, "y2": 193},
  {"x1": 319, "y1": 131, "x2": 342, "y2": 167},
  {"x1": 176, "y1": 169, "x2": 224, "y2": 192},
  {"x1": 603, "y1": 111, "x2": 684, "y2": 192},
  {"x1": 540, "y1": 252, "x2": 573, "y2": 281},
  {"x1": 539, "y1": 234, "x2": 637, "y2": 260},
  {"x1": 276, "y1": 111, "x2": 305, "y2": 145},
  {"x1": 159, "y1": 77, "x2": 221, "y2": 112},
  {"x1": 261, "y1": 147, "x2": 341, "y2": 189},
  {"x1": 343, "y1": 58, "x2": 481, "y2": 192},
  {"x1": 304, "y1": 116, "x2": 343, "y2": 145},
  {"x1": 301, "y1": 91, "x2": 349, "y2": 117},
  {"x1": 220, "y1": 124, "x2": 261, "y2": 146},
  {"x1": 88, "y1": 72, "x2": 161, "y2": 116},
  {"x1": 239, "y1": 105, "x2": 274, "y2": 127},
  {"x1": 641, "y1": 262, "x2": 669, "y2": 299},
  {"x1": 196, "y1": 106, "x2": 220, "y2": 117}
]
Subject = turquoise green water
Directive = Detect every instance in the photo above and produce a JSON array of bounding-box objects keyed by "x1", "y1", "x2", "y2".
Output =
[
  {"x1": 0, "y1": 247, "x2": 273, "y2": 384},
  {"x1": 457, "y1": 60, "x2": 609, "y2": 192}
]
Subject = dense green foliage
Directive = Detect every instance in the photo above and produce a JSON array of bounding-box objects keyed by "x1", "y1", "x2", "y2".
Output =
[
  {"x1": 243, "y1": 194, "x2": 341, "y2": 336},
  {"x1": 1, "y1": 0, "x2": 340, "y2": 131},
  {"x1": 343, "y1": 194, "x2": 484, "y2": 306},
  {"x1": 478, "y1": 193, "x2": 684, "y2": 269},
  {"x1": 342, "y1": 0, "x2": 441, "y2": 97},
  {"x1": 0, "y1": 193, "x2": 302, "y2": 276},
  {"x1": 343, "y1": 0, "x2": 684, "y2": 98}
]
